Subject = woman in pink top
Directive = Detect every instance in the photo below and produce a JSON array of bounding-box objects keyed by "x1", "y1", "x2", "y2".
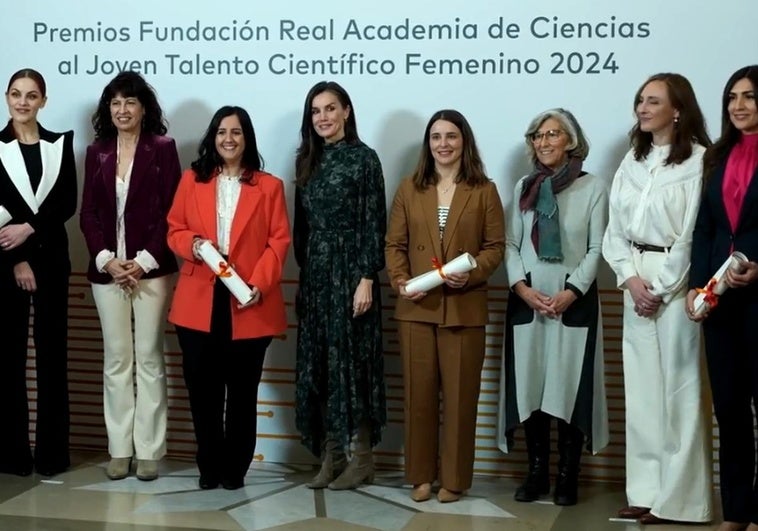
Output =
[{"x1": 687, "y1": 65, "x2": 758, "y2": 531}]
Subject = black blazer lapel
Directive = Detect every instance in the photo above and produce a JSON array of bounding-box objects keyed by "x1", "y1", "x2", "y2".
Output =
[
  {"x1": 707, "y1": 162, "x2": 732, "y2": 231},
  {"x1": 736, "y1": 165, "x2": 758, "y2": 234}
]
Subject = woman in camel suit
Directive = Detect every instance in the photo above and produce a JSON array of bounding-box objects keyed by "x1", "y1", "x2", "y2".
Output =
[{"x1": 386, "y1": 109, "x2": 505, "y2": 503}]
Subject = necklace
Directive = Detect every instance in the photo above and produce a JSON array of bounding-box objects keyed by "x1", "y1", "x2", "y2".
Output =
[{"x1": 438, "y1": 181, "x2": 455, "y2": 194}]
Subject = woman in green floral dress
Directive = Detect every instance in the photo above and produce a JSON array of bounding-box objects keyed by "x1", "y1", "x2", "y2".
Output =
[{"x1": 293, "y1": 81, "x2": 387, "y2": 490}]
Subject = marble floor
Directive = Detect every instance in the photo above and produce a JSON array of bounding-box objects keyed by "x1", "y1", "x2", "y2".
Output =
[{"x1": 0, "y1": 452, "x2": 724, "y2": 531}]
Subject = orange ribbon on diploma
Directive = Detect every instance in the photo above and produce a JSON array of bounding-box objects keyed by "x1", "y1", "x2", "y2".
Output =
[
  {"x1": 217, "y1": 261, "x2": 233, "y2": 278},
  {"x1": 431, "y1": 257, "x2": 448, "y2": 280},
  {"x1": 196, "y1": 241, "x2": 255, "y2": 305},
  {"x1": 695, "y1": 277, "x2": 719, "y2": 310}
]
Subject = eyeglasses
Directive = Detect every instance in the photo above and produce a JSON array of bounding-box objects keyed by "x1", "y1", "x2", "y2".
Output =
[{"x1": 529, "y1": 129, "x2": 565, "y2": 143}]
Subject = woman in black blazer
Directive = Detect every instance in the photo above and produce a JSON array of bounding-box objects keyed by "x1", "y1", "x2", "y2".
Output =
[
  {"x1": 0, "y1": 68, "x2": 77, "y2": 477},
  {"x1": 687, "y1": 65, "x2": 758, "y2": 531}
]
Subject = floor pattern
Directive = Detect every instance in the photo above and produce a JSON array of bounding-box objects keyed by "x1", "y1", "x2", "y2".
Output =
[{"x1": 0, "y1": 452, "x2": 724, "y2": 530}]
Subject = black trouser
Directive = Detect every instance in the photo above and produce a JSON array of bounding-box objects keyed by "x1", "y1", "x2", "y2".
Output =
[
  {"x1": 703, "y1": 291, "x2": 758, "y2": 524},
  {"x1": 176, "y1": 279, "x2": 271, "y2": 482},
  {"x1": 0, "y1": 259, "x2": 70, "y2": 474}
]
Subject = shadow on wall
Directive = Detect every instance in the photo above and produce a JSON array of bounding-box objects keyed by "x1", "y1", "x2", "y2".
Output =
[
  {"x1": 67, "y1": 102, "x2": 100, "y2": 272},
  {"x1": 373, "y1": 109, "x2": 426, "y2": 208},
  {"x1": 269, "y1": 106, "x2": 304, "y2": 280},
  {"x1": 167, "y1": 99, "x2": 214, "y2": 170}
]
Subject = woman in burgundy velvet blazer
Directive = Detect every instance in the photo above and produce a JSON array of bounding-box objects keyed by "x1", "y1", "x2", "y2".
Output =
[{"x1": 79, "y1": 71, "x2": 180, "y2": 482}]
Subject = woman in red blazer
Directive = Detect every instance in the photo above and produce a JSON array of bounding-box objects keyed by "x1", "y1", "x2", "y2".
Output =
[{"x1": 167, "y1": 105, "x2": 290, "y2": 491}]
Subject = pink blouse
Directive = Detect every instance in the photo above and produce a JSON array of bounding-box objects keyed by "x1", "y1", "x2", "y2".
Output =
[{"x1": 723, "y1": 133, "x2": 758, "y2": 232}]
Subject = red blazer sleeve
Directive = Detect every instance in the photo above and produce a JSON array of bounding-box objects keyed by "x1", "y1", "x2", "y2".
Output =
[{"x1": 248, "y1": 175, "x2": 290, "y2": 296}]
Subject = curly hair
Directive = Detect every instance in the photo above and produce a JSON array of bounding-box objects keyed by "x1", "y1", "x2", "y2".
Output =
[{"x1": 91, "y1": 71, "x2": 167, "y2": 140}]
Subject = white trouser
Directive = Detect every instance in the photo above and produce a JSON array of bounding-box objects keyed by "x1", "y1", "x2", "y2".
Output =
[
  {"x1": 92, "y1": 276, "x2": 172, "y2": 460},
  {"x1": 622, "y1": 249, "x2": 712, "y2": 522}
]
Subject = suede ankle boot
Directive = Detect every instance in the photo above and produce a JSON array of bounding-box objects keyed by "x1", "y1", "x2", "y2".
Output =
[
  {"x1": 328, "y1": 424, "x2": 374, "y2": 490},
  {"x1": 306, "y1": 439, "x2": 347, "y2": 489}
]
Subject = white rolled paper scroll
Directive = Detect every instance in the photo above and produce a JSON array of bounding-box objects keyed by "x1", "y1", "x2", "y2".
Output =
[
  {"x1": 198, "y1": 240, "x2": 254, "y2": 305},
  {"x1": 404, "y1": 252, "x2": 478, "y2": 295},
  {"x1": 693, "y1": 251, "x2": 748, "y2": 317},
  {"x1": 0, "y1": 206, "x2": 11, "y2": 229}
]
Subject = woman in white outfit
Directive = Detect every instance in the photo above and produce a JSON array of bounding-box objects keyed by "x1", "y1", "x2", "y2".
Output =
[{"x1": 602, "y1": 72, "x2": 712, "y2": 525}]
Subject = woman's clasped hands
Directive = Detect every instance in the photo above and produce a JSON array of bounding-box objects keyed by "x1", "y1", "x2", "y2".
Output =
[
  {"x1": 625, "y1": 276, "x2": 662, "y2": 317},
  {"x1": 514, "y1": 281, "x2": 578, "y2": 319},
  {"x1": 104, "y1": 258, "x2": 141, "y2": 294}
]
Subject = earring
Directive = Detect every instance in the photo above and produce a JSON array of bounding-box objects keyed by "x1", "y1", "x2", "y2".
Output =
[{"x1": 674, "y1": 116, "x2": 679, "y2": 124}]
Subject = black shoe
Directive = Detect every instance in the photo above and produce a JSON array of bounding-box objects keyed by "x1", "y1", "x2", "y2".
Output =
[
  {"x1": 222, "y1": 477, "x2": 244, "y2": 490},
  {"x1": 35, "y1": 464, "x2": 69, "y2": 477},
  {"x1": 0, "y1": 463, "x2": 33, "y2": 477},
  {"x1": 199, "y1": 476, "x2": 220, "y2": 490}
]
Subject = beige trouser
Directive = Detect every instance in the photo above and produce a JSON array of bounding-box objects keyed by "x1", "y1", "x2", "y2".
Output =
[{"x1": 92, "y1": 276, "x2": 171, "y2": 460}]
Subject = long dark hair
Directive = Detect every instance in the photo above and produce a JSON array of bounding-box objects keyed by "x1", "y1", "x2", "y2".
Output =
[
  {"x1": 6, "y1": 68, "x2": 46, "y2": 97},
  {"x1": 411, "y1": 109, "x2": 489, "y2": 190},
  {"x1": 703, "y1": 65, "x2": 758, "y2": 179},
  {"x1": 630, "y1": 73, "x2": 711, "y2": 165},
  {"x1": 190, "y1": 105, "x2": 263, "y2": 184},
  {"x1": 91, "y1": 71, "x2": 167, "y2": 140},
  {"x1": 295, "y1": 81, "x2": 359, "y2": 186}
]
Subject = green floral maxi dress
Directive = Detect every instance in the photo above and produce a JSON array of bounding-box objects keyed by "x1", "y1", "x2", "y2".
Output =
[{"x1": 294, "y1": 140, "x2": 387, "y2": 456}]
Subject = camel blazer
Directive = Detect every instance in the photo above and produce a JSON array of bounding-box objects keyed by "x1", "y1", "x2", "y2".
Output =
[
  {"x1": 385, "y1": 177, "x2": 505, "y2": 326},
  {"x1": 80, "y1": 134, "x2": 181, "y2": 283},
  {"x1": 0, "y1": 123, "x2": 76, "y2": 268},
  {"x1": 166, "y1": 168, "x2": 291, "y2": 339}
]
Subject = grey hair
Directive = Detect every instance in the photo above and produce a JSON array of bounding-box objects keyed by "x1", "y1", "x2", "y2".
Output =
[{"x1": 523, "y1": 108, "x2": 590, "y2": 163}]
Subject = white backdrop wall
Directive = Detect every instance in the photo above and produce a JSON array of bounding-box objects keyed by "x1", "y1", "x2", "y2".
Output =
[{"x1": 4, "y1": 0, "x2": 753, "y2": 481}]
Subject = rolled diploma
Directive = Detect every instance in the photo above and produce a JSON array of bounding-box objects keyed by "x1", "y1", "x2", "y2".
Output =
[
  {"x1": 0, "y1": 206, "x2": 11, "y2": 229},
  {"x1": 693, "y1": 251, "x2": 748, "y2": 317},
  {"x1": 405, "y1": 252, "x2": 478, "y2": 294},
  {"x1": 198, "y1": 240, "x2": 254, "y2": 305}
]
